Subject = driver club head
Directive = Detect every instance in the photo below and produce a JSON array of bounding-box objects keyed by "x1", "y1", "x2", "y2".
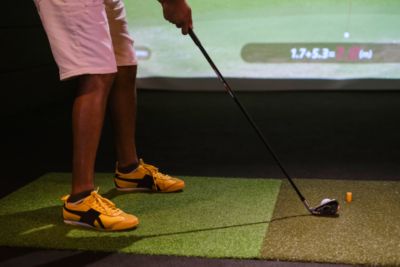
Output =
[{"x1": 311, "y1": 199, "x2": 340, "y2": 216}]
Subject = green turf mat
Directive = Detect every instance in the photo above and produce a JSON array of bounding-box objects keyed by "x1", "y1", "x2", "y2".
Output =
[
  {"x1": 0, "y1": 173, "x2": 281, "y2": 258},
  {"x1": 261, "y1": 179, "x2": 400, "y2": 266}
]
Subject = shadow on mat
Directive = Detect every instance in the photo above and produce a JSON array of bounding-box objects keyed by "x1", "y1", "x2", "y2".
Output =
[
  {"x1": 0, "y1": 205, "x2": 143, "y2": 252},
  {"x1": 0, "y1": 187, "x2": 317, "y2": 255},
  {"x1": 0, "y1": 207, "x2": 313, "y2": 246}
]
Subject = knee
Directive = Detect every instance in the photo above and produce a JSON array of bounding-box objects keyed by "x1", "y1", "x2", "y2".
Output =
[
  {"x1": 89, "y1": 73, "x2": 116, "y2": 90},
  {"x1": 117, "y1": 65, "x2": 137, "y2": 80},
  {"x1": 77, "y1": 72, "x2": 117, "y2": 97}
]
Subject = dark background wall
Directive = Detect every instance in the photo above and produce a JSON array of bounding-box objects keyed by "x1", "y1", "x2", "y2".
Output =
[
  {"x1": 0, "y1": 0, "x2": 74, "y2": 118},
  {"x1": 0, "y1": 1, "x2": 76, "y2": 196}
]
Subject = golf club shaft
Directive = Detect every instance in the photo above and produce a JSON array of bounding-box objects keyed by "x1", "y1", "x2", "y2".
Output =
[{"x1": 189, "y1": 29, "x2": 307, "y2": 204}]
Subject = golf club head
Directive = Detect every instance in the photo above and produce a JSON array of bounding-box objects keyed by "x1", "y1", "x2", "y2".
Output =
[{"x1": 311, "y1": 199, "x2": 340, "y2": 216}]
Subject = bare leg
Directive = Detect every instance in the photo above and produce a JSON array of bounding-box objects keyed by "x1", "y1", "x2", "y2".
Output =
[
  {"x1": 71, "y1": 73, "x2": 115, "y2": 195},
  {"x1": 108, "y1": 65, "x2": 139, "y2": 168}
]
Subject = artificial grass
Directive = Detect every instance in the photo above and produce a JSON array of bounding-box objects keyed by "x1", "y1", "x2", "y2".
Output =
[
  {"x1": 261, "y1": 179, "x2": 400, "y2": 266},
  {"x1": 0, "y1": 173, "x2": 281, "y2": 258}
]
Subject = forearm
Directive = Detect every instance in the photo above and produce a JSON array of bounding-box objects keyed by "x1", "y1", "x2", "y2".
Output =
[{"x1": 158, "y1": 0, "x2": 192, "y2": 34}]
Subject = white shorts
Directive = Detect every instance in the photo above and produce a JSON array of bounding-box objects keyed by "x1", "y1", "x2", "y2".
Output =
[{"x1": 34, "y1": 0, "x2": 137, "y2": 80}]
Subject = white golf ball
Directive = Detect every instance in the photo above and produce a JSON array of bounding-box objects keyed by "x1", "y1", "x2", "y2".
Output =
[
  {"x1": 344, "y1": 32, "x2": 350, "y2": 38},
  {"x1": 321, "y1": 198, "x2": 331, "y2": 205}
]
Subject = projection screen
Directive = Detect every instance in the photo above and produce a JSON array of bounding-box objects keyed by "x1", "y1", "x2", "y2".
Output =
[{"x1": 125, "y1": 0, "x2": 400, "y2": 90}]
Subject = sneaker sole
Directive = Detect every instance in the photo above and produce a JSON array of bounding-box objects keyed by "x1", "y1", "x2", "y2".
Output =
[{"x1": 63, "y1": 220, "x2": 138, "y2": 231}]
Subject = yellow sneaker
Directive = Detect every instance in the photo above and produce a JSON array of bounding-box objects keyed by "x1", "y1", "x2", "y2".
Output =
[
  {"x1": 114, "y1": 159, "x2": 185, "y2": 192},
  {"x1": 62, "y1": 190, "x2": 139, "y2": 231}
]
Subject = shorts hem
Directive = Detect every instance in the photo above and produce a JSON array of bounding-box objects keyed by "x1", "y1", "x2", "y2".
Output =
[
  {"x1": 60, "y1": 67, "x2": 118, "y2": 81},
  {"x1": 116, "y1": 60, "x2": 138, "y2": 67}
]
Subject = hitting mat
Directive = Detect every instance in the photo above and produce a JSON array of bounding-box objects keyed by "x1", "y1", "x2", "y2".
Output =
[
  {"x1": 261, "y1": 179, "x2": 400, "y2": 266},
  {"x1": 0, "y1": 173, "x2": 281, "y2": 258}
]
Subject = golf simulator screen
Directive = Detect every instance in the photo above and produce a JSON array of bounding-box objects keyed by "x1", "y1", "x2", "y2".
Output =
[{"x1": 124, "y1": 0, "x2": 400, "y2": 90}]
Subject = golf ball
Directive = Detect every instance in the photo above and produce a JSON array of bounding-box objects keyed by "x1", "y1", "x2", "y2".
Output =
[
  {"x1": 344, "y1": 32, "x2": 350, "y2": 38},
  {"x1": 321, "y1": 198, "x2": 331, "y2": 205}
]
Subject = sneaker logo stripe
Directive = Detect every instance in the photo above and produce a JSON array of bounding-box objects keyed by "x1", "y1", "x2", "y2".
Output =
[
  {"x1": 80, "y1": 209, "x2": 102, "y2": 228},
  {"x1": 115, "y1": 175, "x2": 154, "y2": 189},
  {"x1": 96, "y1": 217, "x2": 105, "y2": 229},
  {"x1": 64, "y1": 205, "x2": 103, "y2": 228}
]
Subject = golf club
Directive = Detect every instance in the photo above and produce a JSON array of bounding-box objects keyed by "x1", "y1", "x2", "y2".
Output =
[{"x1": 188, "y1": 29, "x2": 339, "y2": 216}]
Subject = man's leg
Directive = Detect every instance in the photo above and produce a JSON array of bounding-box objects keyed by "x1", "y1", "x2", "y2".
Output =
[
  {"x1": 109, "y1": 66, "x2": 185, "y2": 193},
  {"x1": 34, "y1": 0, "x2": 139, "y2": 231},
  {"x1": 108, "y1": 66, "x2": 139, "y2": 169},
  {"x1": 65, "y1": 73, "x2": 140, "y2": 231},
  {"x1": 71, "y1": 73, "x2": 115, "y2": 195}
]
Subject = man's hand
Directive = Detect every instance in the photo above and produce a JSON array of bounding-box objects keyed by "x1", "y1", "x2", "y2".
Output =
[{"x1": 159, "y1": 0, "x2": 193, "y2": 35}]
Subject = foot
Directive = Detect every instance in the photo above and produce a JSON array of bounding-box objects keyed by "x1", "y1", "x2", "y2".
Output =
[
  {"x1": 62, "y1": 189, "x2": 139, "y2": 231},
  {"x1": 114, "y1": 159, "x2": 184, "y2": 192}
]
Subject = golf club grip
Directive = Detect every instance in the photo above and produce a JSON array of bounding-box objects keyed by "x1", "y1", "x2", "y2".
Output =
[{"x1": 188, "y1": 29, "x2": 306, "y2": 202}]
